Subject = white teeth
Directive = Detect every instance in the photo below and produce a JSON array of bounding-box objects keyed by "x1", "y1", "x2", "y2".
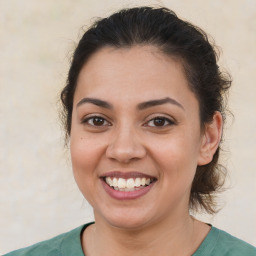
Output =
[
  {"x1": 127, "y1": 178, "x2": 135, "y2": 188},
  {"x1": 106, "y1": 177, "x2": 113, "y2": 186},
  {"x1": 125, "y1": 187, "x2": 135, "y2": 192},
  {"x1": 135, "y1": 177, "x2": 141, "y2": 187},
  {"x1": 117, "y1": 178, "x2": 126, "y2": 188},
  {"x1": 113, "y1": 177, "x2": 118, "y2": 187},
  {"x1": 105, "y1": 177, "x2": 154, "y2": 190}
]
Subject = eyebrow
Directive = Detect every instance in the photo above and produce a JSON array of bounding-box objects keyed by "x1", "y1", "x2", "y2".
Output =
[
  {"x1": 76, "y1": 97, "x2": 184, "y2": 110},
  {"x1": 76, "y1": 97, "x2": 113, "y2": 109},
  {"x1": 137, "y1": 97, "x2": 184, "y2": 110}
]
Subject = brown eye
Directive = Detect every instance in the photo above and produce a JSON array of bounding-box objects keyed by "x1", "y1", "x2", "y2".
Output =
[
  {"x1": 146, "y1": 117, "x2": 174, "y2": 127},
  {"x1": 153, "y1": 118, "x2": 166, "y2": 126},
  {"x1": 83, "y1": 116, "x2": 111, "y2": 127},
  {"x1": 92, "y1": 117, "x2": 105, "y2": 126}
]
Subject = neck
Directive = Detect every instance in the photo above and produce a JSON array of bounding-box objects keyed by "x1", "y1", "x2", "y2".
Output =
[{"x1": 82, "y1": 213, "x2": 210, "y2": 256}]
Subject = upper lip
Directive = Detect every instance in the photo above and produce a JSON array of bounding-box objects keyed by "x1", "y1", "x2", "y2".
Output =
[{"x1": 100, "y1": 171, "x2": 157, "y2": 180}]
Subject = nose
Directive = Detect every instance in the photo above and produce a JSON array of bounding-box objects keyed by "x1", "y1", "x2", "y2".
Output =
[{"x1": 106, "y1": 126, "x2": 146, "y2": 164}]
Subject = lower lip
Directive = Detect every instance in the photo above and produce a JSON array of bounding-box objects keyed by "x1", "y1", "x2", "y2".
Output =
[{"x1": 101, "y1": 179, "x2": 155, "y2": 200}]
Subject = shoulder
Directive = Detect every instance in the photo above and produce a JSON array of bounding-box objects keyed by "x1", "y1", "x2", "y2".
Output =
[
  {"x1": 3, "y1": 224, "x2": 91, "y2": 256},
  {"x1": 215, "y1": 227, "x2": 256, "y2": 255},
  {"x1": 194, "y1": 226, "x2": 256, "y2": 256}
]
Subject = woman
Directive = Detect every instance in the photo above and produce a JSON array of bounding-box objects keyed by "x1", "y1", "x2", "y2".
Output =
[{"x1": 5, "y1": 6, "x2": 256, "y2": 256}]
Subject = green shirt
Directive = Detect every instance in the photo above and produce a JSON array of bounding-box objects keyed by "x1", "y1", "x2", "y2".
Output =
[
  {"x1": 193, "y1": 226, "x2": 256, "y2": 256},
  {"x1": 4, "y1": 223, "x2": 256, "y2": 256}
]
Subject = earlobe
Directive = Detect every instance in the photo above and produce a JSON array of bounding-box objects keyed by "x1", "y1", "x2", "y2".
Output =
[{"x1": 197, "y1": 111, "x2": 223, "y2": 166}]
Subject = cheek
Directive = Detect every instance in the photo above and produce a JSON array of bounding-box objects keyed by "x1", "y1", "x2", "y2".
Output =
[
  {"x1": 149, "y1": 134, "x2": 200, "y2": 180},
  {"x1": 71, "y1": 138, "x2": 95, "y2": 165},
  {"x1": 70, "y1": 135, "x2": 105, "y2": 190}
]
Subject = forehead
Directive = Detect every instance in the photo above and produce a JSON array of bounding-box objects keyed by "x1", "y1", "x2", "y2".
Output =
[{"x1": 74, "y1": 46, "x2": 196, "y2": 108}]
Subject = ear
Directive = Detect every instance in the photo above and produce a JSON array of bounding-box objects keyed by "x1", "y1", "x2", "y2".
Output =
[{"x1": 197, "y1": 111, "x2": 223, "y2": 166}]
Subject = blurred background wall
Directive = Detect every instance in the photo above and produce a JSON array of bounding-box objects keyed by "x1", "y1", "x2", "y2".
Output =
[{"x1": 0, "y1": 0, "x2": 255, "y2": 253}]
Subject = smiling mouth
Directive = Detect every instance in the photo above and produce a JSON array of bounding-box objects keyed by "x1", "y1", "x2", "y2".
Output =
[{"x1": 103, "y1": 177, "x2": 156, "y2": 192}]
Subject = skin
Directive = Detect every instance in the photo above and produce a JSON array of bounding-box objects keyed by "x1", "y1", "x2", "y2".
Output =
[{"x1": 70, "y1": 46, "x2": 222, "y2": 256}]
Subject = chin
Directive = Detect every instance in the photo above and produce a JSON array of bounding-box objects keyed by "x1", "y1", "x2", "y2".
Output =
[
  {"x1": 107, "y1": 217, "x2": 150, "y2": 231},
  {"x1": 95, "y1": 206, "x2": 158, "y2": 231}
]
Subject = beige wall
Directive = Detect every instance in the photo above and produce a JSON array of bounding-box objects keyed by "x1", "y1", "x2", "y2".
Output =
[{"x1": 0, "y1": 0, "x2": 255, "y2": 253}]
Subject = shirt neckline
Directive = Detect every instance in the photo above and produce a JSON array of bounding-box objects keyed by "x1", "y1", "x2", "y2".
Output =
[
  {"x1": 192, "y1": 226, "x2": 220, "y2": 255},
  {"x1": 68, "y1": 222, "x2": 220, "y2": 256},
  {"x1": 61, "y1": 222, "x2": 94, "y2": 256}
]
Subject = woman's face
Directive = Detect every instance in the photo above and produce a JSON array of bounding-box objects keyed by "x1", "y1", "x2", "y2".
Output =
[{"x1": 70, "y1": 46, "x2": 209, "y2": 229}]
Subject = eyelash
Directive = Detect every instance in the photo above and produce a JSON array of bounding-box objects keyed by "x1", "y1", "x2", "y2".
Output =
[
  {"x1": 144, "y1": 116, "x2": 175, "y2": 127},
  {"x1": 82, "y1": 115, "x2": 175, "y2": 128},
  {"x1": 82, "y1": 115, "x2": 111, "y2": 127}
]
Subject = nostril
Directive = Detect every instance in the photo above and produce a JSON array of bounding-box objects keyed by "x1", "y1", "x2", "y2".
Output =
[{"x1": 105, "y1": 137, "x2": 146, "y2": 163}]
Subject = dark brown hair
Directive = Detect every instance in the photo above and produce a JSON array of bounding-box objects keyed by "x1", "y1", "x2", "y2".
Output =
[{"x1": 61, "y1": 6, "x2": 231, "y2": 214}]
